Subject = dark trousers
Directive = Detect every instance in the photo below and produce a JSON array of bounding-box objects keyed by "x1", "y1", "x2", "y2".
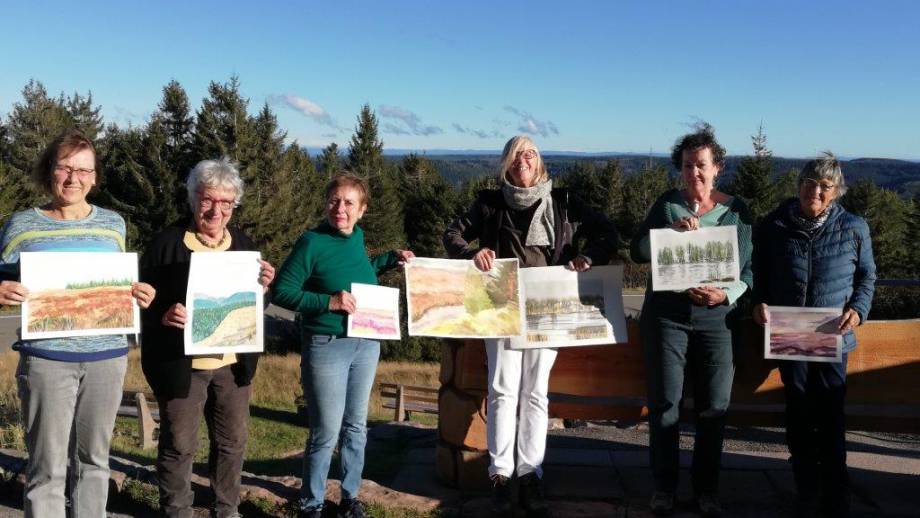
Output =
[
  {"x1": 641, "y1": 294, "x2": 735, "y2": 495},
  {"x1": 156, "y1": 365, "x2": 252, "y2": 518},
  {"x1": 778, "y1": 355, "x2": 849, "y2": 513}
]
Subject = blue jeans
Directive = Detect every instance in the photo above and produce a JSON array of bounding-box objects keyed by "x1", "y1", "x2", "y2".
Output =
[
  {"x1": 299, "y1": 335, "x2": 380, "y2": 510},
  {"x1": 16, "y1": 354, "x2": 127, "y2": 518},
  {"x1": 641, "y1": 292, "x2": 735, "y2": 495}
]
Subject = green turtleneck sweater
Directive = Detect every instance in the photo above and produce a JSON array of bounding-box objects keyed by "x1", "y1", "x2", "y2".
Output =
[{"x1": 273, "y1": 223, "x2": 398, "y2": 337}]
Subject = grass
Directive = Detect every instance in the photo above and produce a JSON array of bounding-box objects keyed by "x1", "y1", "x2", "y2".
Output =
[{"x1": 0, "y1": 348, "x2": 442, "y2": 516}]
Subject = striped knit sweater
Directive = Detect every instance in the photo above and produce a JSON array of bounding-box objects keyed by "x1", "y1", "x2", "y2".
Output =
[{"x1": 0, "y1": 206, "x2": 130, "y2": 361}]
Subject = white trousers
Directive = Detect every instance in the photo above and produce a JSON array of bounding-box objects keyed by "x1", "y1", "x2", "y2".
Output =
[{"x1": 485, "y1": 338, "x2": 558, "y2": 478}]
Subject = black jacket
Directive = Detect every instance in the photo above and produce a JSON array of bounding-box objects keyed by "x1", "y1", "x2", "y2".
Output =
[
  {"x1": 443, "y1": 188, "x2": 619, "y2": 266},
  {"x1": 140, "y1": 223, "x2": 262, "y2": 399}
]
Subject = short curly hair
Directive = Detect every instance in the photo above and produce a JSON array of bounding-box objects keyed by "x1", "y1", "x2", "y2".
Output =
[{"x1": 670, "y1": 123, "x2": 726, "y2": 170}]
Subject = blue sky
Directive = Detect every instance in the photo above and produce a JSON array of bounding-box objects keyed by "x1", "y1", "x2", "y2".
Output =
[{"x1": 3, "y1": 1, "x2": 919, "y2": 159}]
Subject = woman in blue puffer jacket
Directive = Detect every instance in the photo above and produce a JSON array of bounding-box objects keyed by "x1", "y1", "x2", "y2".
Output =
[{"x1": 752, "y1": 152, "x2": 876, "y2": 518}]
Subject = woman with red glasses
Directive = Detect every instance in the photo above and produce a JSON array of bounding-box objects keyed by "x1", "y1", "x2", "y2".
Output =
[{"x1": 140, "y1": 157, "x2": 275, "y2": 518}]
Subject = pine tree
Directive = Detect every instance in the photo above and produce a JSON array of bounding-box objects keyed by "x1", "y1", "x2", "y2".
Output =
[
  {"x1": 347, "y1": 104, "x2": 384, "y2": 178},
  {"x1": 728, "y1": 124, "x2": 776, "y2": 222},
  {"x1": 319, "y1": 142, "x2": 341, "y2": 178},
  {"x1": 151, "y1": 80, "x2": 196, "y2": 211},
  {"x1": 260, "y1": 144, "x2": 323, "y2": 265},
  {"x1": 773, "y1": 168, "x2": 800, "y2": 202},
  {"x1": 238, "y1": 103, "x2": 285, "y2": 242},
  {"x1": 346, "y1": 105, "x2": 404, "y2": 252},
  {"x1": 400, "y1": 153, "x2": 456, "y2": 257},
  {"x1": 621, "y1": 164, "x2": 671, "y2": 243},
  {"x1": 193, "y1": 76, "x2": 252, "y2": 161}
]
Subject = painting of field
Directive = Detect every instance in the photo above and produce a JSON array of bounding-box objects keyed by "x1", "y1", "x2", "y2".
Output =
[
  {"x1": 20, "y1": 252, "x2": 140, "y2": 339},
  {"x1": 516, "y1": 265, "x2": 627, "y2": 349},
  {"x1": 765, "y1": 306, "x2": 843, "y2": 363},
  {"x1": 191, "y1": 292, "x2": 258, "y2": 348},
  {"x1": 406, "y1": 257, "x2": 523, "y2": 338},
  {"x1": 348, "y1": 283, "x2": 401, "y2": 340},
  {"x1": 185, "y1": 251, "x2": 264, "y2": 354},
  {"x1": 650, "y1": 225, "x2": 740, "y2": 291}
]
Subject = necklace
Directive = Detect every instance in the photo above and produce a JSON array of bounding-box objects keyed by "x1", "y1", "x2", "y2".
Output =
[{"x1": 194, "y1": 229, "x2": 228, "y2": 249}]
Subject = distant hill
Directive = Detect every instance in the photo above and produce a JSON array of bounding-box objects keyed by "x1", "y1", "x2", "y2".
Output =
[
  {"x1": 373, "y1": 153, "x2": 920, "y2": 195},
  {"x1": 193, "y1": 291, "x2": 256, "y2": 309}
]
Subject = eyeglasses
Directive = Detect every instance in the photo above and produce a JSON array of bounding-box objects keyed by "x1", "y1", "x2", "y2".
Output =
[
  {"x1": 802, "y1": 178, "x2": 836, "y2": 193},
  {"x1": 198, "y1": 196, "x2": 235, "y2": 211},
  {"x1": 54, "y1": 165, "x2": 95, "y2": 178},
  {"x1": 516, "y1": 149, "x2": 538, "y2": 160}
]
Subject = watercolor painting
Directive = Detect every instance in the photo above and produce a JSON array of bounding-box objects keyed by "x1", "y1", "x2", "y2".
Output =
[
  {"x1": 347, "y1": 283, "x2": 401, "y2": 340},
  {"x1": 514, "y1": 265, "x2": 628, "y2": 349},
  {"x1": 185, "y1": 251, "x2": 264, "y2": 355},
  {"x1": 406, "y1": 257, "x2": 523, "y2": 338},
  {"x1": 650, "y1": 225, "x2": 740, "y2": 291},
  {"x1": 20, "y1": 252, "x2": 140, "y2": 340},
  {"x1": 765, "y1": 306, "x2": 843, "y2": 363}
]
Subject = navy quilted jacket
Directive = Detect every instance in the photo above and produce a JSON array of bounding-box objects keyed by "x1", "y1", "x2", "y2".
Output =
[{"x1": 753, "y1": 199, "x2": 876, "y2": 352}]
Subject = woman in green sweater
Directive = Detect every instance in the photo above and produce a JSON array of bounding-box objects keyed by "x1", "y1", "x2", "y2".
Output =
[
  {"x1": 273, "y1": 173, "x2": 414, "y2": 518},
  {"x1": 630, "y1": 125, "x2": 753, "y2": 517}
]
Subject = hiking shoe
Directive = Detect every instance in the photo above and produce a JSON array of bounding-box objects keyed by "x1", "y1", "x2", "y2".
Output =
[
  {"x1": 518, "y1": 472, "x2": 548, "y2": 517},
  {"x1": 338, "y1": 498, "x2": 366, "y2": 518},
  {"x1": 696, "y1": 493, "x2": 723, "y2": 517},
  {"x1": 490, "y1": 474, "x2": 512, "y2": 517},
  {"x1": 649, "y1": 491, "x2": 675, "y2": 515}
]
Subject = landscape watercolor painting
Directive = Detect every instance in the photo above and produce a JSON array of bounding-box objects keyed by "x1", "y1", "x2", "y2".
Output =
[
  {"x1": 347, "y1": 283, "x2": 401, "y2": 340},
  {"x1": 20, "y1": 252, "x2": 140, "y2": 339},
  {"x1": 650, "y1": 225, "x2": 740, "y2": 291},
  {"x1": 406, "y1": 257, "x2": 523, "y2": 338},
  {"x1": 765, "y1": 306, "x2": 843, "y2": 363},
  {"x1": 185, "y1": 251, "x2": 264, "y2": 355},
  {"x1": 515, "y1": 265, "x2": 628, "y2": 349}
]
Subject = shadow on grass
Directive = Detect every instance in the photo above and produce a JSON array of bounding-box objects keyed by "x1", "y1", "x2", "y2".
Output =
[{"x1": 250, "y1": 404, "x2": 304, "y2": 427}]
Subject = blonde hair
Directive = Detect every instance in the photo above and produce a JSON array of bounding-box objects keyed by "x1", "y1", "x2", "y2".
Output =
[{"x1": 497, "y1": 135, "x2": 548, "y2": 185}]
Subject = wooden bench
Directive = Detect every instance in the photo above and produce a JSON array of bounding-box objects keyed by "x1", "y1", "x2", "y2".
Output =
[
  {"x1": 118, "y1": 390, "x2": 160, "y2": 450},
  {"x1": 379, "y1": 383, "x2": 439, "y2": 422}
]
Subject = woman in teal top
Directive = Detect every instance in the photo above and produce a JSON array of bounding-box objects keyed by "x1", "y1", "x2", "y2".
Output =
[
  {"x1": 630, "y1": 125, "x2": 753, "y2": 518},
  {"x1": 273, "y1": 173, "x2": 414, "y2": 518}
]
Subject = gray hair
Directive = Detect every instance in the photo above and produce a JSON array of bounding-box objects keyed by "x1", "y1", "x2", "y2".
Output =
[
  {"x1": 799, "y1": 151, "x2": 847, "y2": 197},
  {"x1": 186, "y1": 157, "x2": 244, "y2": 209}
]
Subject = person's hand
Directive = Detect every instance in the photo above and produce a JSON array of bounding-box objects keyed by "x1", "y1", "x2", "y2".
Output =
[
  {"x1": 131, "y1": 282, "x2": 156, "y2": 309},
  {"x1": 838, "y1": 307, "x2": 861, "y2": 333},
  {"x1": 258, "y1": 259, "x2": 275, "y2": 290},
  {"x1": 395, "y1": 249, "x2": 416, "y2": 267},
  {"x1": 566, "y1": 255, "x2": 592, "y2": 272},
  {"x1": 162, "y1": 303, "x2": 187, "y2": 329},
  {"x1": 329, "y1": 290, "x2": 356, "y2": 314},
  {"x1": 472, "y1": 248, "x2": 495, "y2": 272},
  {"x1": 687, "y1": 286, "x2": 727, "y2": 306},
  {"x1": 672, "y1": 216, "x2": 700, "y2": 231},
  {"x1": 0, "y1": 280, "x2": 28, "y2": 306},
  {"x1": 753, "y1": 303, "x2": 770, "y2": 326}
]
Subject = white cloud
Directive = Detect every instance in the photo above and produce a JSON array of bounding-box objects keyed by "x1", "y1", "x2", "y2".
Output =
[
  {"x1": 503, "y1": 106, "x2": 559, "y2": 138},
  {"x1": 270, "y1": 94, "x2": 345, "y2": 132},
  {"x1": 378, "y1": 104, "x2": 442, "y2": 136}
]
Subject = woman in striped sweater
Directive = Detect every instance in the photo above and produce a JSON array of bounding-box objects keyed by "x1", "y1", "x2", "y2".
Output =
[{"x1": 0, "y1": 129, "x2": 155, "y2": 518}]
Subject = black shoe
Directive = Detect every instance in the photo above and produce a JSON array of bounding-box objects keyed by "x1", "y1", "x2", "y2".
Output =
[
  {"x1": 491, "y1": 474, "x2": 512, "y2": 517},
  {"x1": 338, "y1": 498, "x2": 366, "y2": 518},
  {"x1": 518, "y1": 472, "x2": 548, "y2": 517}
]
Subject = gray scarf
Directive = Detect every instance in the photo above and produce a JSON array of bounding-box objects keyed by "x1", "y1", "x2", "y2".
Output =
[
  {"x1": 501, "y1": 178, "x2": 555, "y2": 247},
  {"x1": 788, "y1": 201, "x2": 832, "y2": 235}
]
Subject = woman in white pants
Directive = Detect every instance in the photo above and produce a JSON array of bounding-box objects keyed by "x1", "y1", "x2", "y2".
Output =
[{"x1": 444, "y1": 135, "x2": 618, "y2": 517}]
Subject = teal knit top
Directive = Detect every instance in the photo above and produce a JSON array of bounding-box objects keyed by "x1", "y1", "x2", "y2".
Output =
[{"x1": 630, "y1": 189, "x2": 754, "y2": 304}]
